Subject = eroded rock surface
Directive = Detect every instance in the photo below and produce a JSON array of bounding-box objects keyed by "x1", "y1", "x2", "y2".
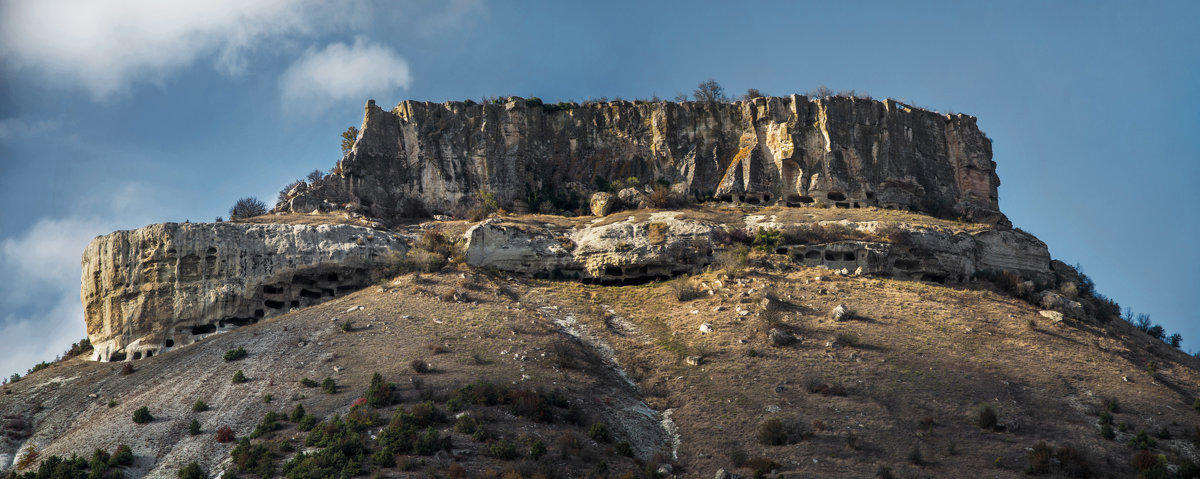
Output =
[
  {"x1": 281, "y1": 96, "x2": 1005, "y2": 225},
  {"x1": 464, "y1": 213, "x2": 719, "y2": 284},
  {"x1": 81, "y1": 222, "x2": 405, "y2": 361},
  {"x1": 463, "y1": 212, "x2": 1051, "y2": 285}
]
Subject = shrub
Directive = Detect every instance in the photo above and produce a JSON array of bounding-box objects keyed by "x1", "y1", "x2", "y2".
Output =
[
  {"x1": 1026, "y1": 441, "x2": 1051, "y2": 474},
  {"x1": 453, "y1": 414, "x2": 479, "y2": 434},
  {"x1": 297, "y1": 414, "x2": 317, "y2": 432},
  {"x1": 668, "y1": 276, "x2": 700, "y2": 301},
  {"x1": 1100, "y1": 423, "x2": 1115, "y2": 440},
  {"x1": 758, "y1": 417, "x2": 808, "y2": 445},
  {"x1": 107, "y1": 399, "x2": 117, "y2": 408},
  {"x1": 529, "y1": 439, "x2": 547, "y2": 459},
  {"x1": 223, "y1": 347, "x2": 247, "y2": 361},
  {"x1": 229, "y1": 197, "x2": 267, "y2": 220},
  {"x1": 752, "y1": 228, "x2": 782, "y2": 252},
  {"x1": 1129, "y1": 430, "x2": 1156, "y2": 450},
  {"x1": 745, "y1": 457, "x2": 780, "y2": 478},
  {"x1": 300, "y1": 377, "x2": 319, "y2": 388},
  {"x1": 1147, "y1": 360, "x2": 1158, "y2": 375},
  {"x1": 188, "y1": 419, "x2": 201, "y2": 435},
  {"x1": 215, "y1": 426, "x2": 235, "y2": 443},
  {"x1": 132, "y1": 406, "x2": 153, "y2": 424},
  {"x1": 231, "y1": 370, "x2": 247, "y2": 383},
  {"x1": 1055, "y1": 445, "x2": 1090, "y2": 478},
  {"x1": 371, "y1": 449, "x2": 394, "y2": 468},
  {"x1": 340, "y1": 126, "x2": 359, "y2": 154},
  {"x1": 121, "y1": 363, "x2": 134, "y2": 375},
  {"x1": 836, "y1": 331, "x2": 860, "y2": 347},
  {"x1": 110, "y1": 444, "x2": 133, "y2": 466},
  {"x1": 178, "y1": 462, "x2": 204, "y2": 479},
  {"x1": 488, "y1": 440, "x2": 520, "y2": 460},
  {"x1": 249, "y1": 411, "x2": 282, "y2": 439},
  {"x1": 321, "y1": 377, "x2": 336, "y2": 394},
  {"x1": 291, "y1": 404, "x2": 306, "y2": 422},
  {"x1": 975, "y1": 403, "x2": 998, "y2": 429},
  {"x1": 411, "y1": 359, "x2": 430, "y2": 374},
  {"x1": 192, "y1": 399, "x2": 209, "y2": 412},
  {"x1": 340, "y1": 319, "x2": 353, "y2": 332},
  {"x1": 365, "y1": 372, "x2": 394, "y2": 408},
  {"x1": 587, "y1": 422, "x2": 611, "y2": 443},
  {"x1": 714, "y1": 244, "x2": 750, "y2": 276}
]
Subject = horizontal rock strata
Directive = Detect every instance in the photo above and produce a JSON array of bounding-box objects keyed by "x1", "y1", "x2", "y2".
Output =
[
  {"x1": 463, "y1": 213, "x2": 1051, "y2": 285},
  {"x1": 81, "y1": 222, "x2": 406, "y2": 361}
]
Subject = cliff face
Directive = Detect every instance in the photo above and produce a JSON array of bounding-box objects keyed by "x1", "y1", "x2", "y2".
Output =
[
  {"x1": 281, "y1": 96, "x2": 1004, "y2": 225},
  {"x1": 80, "y1": 222, "x2": 405, "y2": 361}
]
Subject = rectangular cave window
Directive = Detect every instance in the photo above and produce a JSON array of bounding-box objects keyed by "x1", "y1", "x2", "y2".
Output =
[
  {"x1": 843, "y1": 252, "x2": 856, "y2": 261},
  {"x1": 192, "y1": 324, "x2": 216, "y2": 335},
  {"x1": 300, "y1": 289, "x2": 322, "y2": 299},
  {"x1": 262, "y1": 285, "x2": 284, "y2": 295},
  {"x1": 264, "y1": 299, "x2": 285, "y2": 309}
]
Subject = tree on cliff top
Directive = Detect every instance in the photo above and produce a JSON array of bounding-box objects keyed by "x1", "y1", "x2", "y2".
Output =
[
  {"x1": 230, "y1": 197, "x2": 267, "y2": 220},
  {"x1": 341, "y1": 126, "x2": 359, "y2": 155},
  {"x1": 693, "y1": 79, "x2": 727, "y2": 102}
]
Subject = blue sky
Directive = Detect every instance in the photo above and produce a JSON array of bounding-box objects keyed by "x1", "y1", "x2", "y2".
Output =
[{"x1": 1, "y1": 1, "x2": 1197, "y2": 380}]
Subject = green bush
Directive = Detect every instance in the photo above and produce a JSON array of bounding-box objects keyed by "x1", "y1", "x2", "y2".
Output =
[
  {"x1": 587, "y1": 422, "x2": 610, "y2": 443},
  {"x1": 488, "y1": 440, "x2": 520, "y2": 460},
  {"x1": 249, "y1": 411, "x2": 282, "y2": 439},
  {"x1": 300, "y1": 377, "x2": 319, "y2": 387},
  {"x1": 291, "y1": 404, "x2": 306, "y2": 422},
  {"x1": 192, "y1": 400, "x2": 209, "y2": 412},
  {"x1": 321, "y1": 377, "x2": 336, "y2": 394},
  {"x1": 110, "y1": 444, "x2": 133, "y2": 466},
  {"x1": 529, "y1": 439, "x2": 548, "y2": 459},
  {"x1": 231, "y1": 370, "x2": 247, "y2": 383},
  {"x1": 177, "y1": 462, "x2": 204, "y2": 479},
  {"x1": 366, "y1": 372, "x2": 395, "y2": 408},
  {"x1": 223, "y1": 347, "x2": 247, "y2": 361},
  {"x1": 975, "y1": 403, "x2": 998, "y2": 430},
  {"x1": 188, "y1": 419, "x2": 201, "y2": 436},
  {"x1": 132, "y1": 407, "x2": 153, "y2": 424},
  {"x1": 752, "y1": 227, "x2": 782, "y2": 252}
]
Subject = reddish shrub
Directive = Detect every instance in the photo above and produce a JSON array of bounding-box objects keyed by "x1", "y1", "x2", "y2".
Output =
[{"x1": 215, "y1": 425, "x2": 236, "y2": 443}]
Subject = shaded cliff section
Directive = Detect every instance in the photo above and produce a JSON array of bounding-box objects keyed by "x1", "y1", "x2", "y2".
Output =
[{"x1": 279, "y1": 96, "x2": 1006, "y2": 226}]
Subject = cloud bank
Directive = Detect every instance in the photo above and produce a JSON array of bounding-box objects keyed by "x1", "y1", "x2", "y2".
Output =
[
  {"x1": 0, "y1": 183, "x2": 160, "y2": 381},
  {"x1": 279, "y1": 38, "x2": 412, "y2": 114},
  {"x1": 0, "y1": 0, "x2": 353, "y2": 99}
]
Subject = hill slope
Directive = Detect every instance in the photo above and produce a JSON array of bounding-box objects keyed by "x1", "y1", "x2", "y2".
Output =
[{"x1": 4, "y1": 210, "x2": 1200, "y2": 478}]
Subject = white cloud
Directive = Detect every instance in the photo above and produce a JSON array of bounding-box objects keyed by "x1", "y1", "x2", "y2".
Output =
[
  {"x1": 0, "y1": 183, "x2": 160, "y2": 381},
  {"x1": 279, "y1": 38, "x2": 412, "y2": 114},
  {"x1": 0, "y1": 0, "x2": 356, "y2": 99}
]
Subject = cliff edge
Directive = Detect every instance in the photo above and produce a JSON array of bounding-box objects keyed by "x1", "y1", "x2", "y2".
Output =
[{"x1": 280, "y1": 96, "x2": 1004, "y2": 225}]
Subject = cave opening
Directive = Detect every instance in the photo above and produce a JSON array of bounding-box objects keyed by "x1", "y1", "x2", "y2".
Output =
[
  {"x1": 192, "y1": 324, "x2": 216, "y2": 335},
  {"x1": 165, "y1": 339, "x2": 174, "y2": 347},
  {"x1": 264, "y1": 299, "x2": 285, "y2": 309}
]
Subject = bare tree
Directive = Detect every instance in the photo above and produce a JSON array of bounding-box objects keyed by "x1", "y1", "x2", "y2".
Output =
[
  {"x1": 693, "y1": 80, "x2": 727, "y2": 102},
  {"x1": 340, "y1": 126, "x2": 359, "y2": 155},
  {"x1": 229, "y1": 197, "x2": 267, "y2": 220},
  {"x1": 306, "y1": 169, "x2": 325, "y2": 183},
  {"x1": 673, "y1": 92, "x2": 689, "y2": 102},
  {"x1": 742, "y1": 88, "x2": 767, "y2": 101}
]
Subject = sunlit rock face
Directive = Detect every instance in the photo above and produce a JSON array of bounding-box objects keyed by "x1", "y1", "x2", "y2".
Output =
[
  {"x1": 282, "y1": 96, "x2": 1005, "y2": 226},
  {"x1": 80, "y1": 222, "x2": 405, "y2": 361}
]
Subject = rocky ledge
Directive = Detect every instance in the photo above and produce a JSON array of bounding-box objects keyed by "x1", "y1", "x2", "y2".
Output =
[
  {"x1": 81, "y1": 222, "x2": 406, "y2": 361},
  {"x1": 463, "y1": 212, "x2": 1052, "y2": 285}
]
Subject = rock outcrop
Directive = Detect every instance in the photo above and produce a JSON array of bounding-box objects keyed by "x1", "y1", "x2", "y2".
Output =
[
  {"x1": 463, "y1": 212, "x2": 1051, "y2": 285},
  {"x1": 81, "y1": 222, "x2": 405, "y2": 361},
  {"x1": 464, "y1": 213, "x2": 719, "y2": 284},
  {"x1": 280, "y1": 96, "x2": 1005, "y2": 225}
]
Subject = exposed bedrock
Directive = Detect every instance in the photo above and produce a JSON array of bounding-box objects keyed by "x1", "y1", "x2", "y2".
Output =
[
  {"x1": 80, "y1": 222, "x2": 406, "y2": 361},
  {"x1": 463, "y1": 213, "x2": 1051, "y2": 285},
  {"x1": 282, "y1": 96, "x2": 1005, "y2": 225}
]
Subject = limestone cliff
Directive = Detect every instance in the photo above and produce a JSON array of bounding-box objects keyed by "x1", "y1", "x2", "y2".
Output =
[
  {"x1": 81, "y1": 222, "x2": 405, "y2": 361},
  {"x1": 280, "y1": 96, "x2": 1004, "y2": 225}
]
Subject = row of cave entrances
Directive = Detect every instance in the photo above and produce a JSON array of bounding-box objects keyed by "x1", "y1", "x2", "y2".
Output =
[
  {"x1": 716, "y1": 190, "x2": 903, "y2": 210},
  {"x1": 104, "y1": 270, "x2": 378, "y2": 362}
]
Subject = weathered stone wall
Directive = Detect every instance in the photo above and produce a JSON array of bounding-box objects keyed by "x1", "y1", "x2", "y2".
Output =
[
  {"x1": 462, "y1": 213, "x2": 1051, "y2": 285},
  {"x1": 81, "y1": 222, "x2": 406, "y2": 361},
  {"x1": 282, "y1": 96, "x2": 1005, "y2": 225}
]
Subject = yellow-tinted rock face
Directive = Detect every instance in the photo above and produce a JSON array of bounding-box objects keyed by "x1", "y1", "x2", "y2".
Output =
[
  {"x1": 80, "y1": 222, "x2": 405, "y2": 361},
  {"x1": 283, "y1": 96, "x2": 1005, "y2": 225}
]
